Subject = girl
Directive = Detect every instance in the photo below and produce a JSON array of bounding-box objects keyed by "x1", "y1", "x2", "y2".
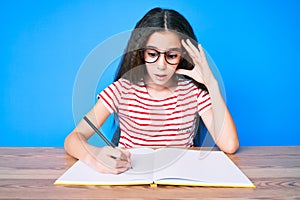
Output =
[{"x1": 64, "y1": 7, "x2": 239, "y2": 174}]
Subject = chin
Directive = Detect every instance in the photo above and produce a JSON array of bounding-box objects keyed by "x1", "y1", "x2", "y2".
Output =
[{"x1": 153, "y1": 79, "x2": 171, "y2": 87}]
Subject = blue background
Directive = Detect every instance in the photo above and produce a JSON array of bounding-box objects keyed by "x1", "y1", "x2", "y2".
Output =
[{"x1": 1, "y1": 0, "x2": 299, "y2": 147}]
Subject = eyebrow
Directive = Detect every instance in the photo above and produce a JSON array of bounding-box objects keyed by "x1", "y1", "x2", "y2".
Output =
[{"x1": 145, "y1": 46, "x2": 182, "y2": 52}]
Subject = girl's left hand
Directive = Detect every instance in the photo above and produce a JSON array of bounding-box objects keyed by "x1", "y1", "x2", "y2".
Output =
[{"x1": 176, "y1": 39, "x2": 215, "y2": 85}]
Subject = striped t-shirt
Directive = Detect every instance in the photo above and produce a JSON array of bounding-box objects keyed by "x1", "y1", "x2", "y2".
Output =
[{"x1": 98, "y1": 78, "x2": 212, "y2": 148}]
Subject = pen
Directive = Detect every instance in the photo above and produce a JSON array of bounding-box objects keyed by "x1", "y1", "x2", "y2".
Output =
[
  {"x1": 83, "y1": 116, "x2": 116, "y2": 147},
  {"x1": 83, "y1": 116, "x2": 132, "y2": 168}
]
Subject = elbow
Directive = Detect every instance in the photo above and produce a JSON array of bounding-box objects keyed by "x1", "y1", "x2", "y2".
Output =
[
  {"x1": 64, "y1": 133, "x2": 72, "y2": 155},
  {"x1": 64, "y1": 132, "x2": 79, "y2": 156},
  {"x1": 219, "y1": 139, "x2": 239, "y2": 154},
  {"x1": 225, "y1": 142, "x2": 239, "y2": 154}
]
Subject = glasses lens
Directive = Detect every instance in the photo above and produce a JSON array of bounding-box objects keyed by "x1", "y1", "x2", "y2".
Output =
[
  {"x1": 165, "y1": 51, "x2": 181, "y2": 65},
  {"x1": 143, "y1": 48, "x2": 182, "y2": 65},
  {"x1": 144, "y1": 49, "x2": 159, "y2": 63}
]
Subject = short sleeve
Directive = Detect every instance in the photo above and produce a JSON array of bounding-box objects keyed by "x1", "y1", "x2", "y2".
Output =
[
  {"x1": 197, "y1": 89, "x2": 212, "y2": 116},
  {"x1": 97, "y1": 79, "x2": 123, "y2": 113}
]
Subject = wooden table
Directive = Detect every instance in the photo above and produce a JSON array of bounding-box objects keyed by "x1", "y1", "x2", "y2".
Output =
[{"x1": 0, "y1": 146, "x2": 299, "y2": 199}]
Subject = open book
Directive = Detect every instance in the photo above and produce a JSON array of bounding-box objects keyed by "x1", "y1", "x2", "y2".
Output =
[{"x1": 54, "y1": 148, "x2": 255, "y2": 187}]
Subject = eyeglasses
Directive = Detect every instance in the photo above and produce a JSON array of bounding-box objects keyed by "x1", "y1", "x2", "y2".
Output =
[{"x1": 143, "y1": 48, "x2": 182, "y2": 65}]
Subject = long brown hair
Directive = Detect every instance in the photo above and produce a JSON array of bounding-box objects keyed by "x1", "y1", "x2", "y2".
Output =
[{"x1": 114, "y1": 7, "x2": 200, "y2": 85}]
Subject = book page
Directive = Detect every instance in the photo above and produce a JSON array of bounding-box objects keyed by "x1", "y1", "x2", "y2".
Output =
[
  {"x1": 54, "y1": 147, "x2": 155, "y2": 186},
  {"x1": 152, "y1": 149, "x2": 255, "y2": 187},
  {"x1": 128, "y1": 147, "x2": 155, "y2": 174},
  {"x1": 152, "y1": 147, "x2": 188, "y2": 172}
]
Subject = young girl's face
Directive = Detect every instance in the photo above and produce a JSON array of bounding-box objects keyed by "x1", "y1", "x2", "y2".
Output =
[{"x1": 144, "y1": 31, "x2": 182, "y2": 88}]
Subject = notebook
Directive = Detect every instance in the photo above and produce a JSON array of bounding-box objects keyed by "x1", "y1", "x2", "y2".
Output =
[{"x1": 54, "y1": 147, "x2": 255, "y2": 187}]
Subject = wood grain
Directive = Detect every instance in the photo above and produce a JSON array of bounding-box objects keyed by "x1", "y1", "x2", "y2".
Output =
[{"x1": 0, "y1": 146, "x2": 299, "y2": 199}]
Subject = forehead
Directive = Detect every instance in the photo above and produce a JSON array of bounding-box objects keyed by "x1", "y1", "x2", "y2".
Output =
[{"x1": 146, "y1": 31, "x2": 181, "y2": 50}]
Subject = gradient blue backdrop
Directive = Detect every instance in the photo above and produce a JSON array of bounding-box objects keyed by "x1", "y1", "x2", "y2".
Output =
[{"x1": 1, "y1": 0, "x2": 299, "y2": 147}]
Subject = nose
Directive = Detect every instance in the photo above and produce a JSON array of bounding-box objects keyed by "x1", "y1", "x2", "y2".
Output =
[{"x1": 156, "y1": 54, "x2": 167, "y2": 70}]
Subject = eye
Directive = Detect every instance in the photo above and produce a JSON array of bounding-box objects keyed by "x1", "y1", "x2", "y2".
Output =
[
  {"x1": 166, "y1": 52, "x2": 179, "y2": 60},
  {"x1": 148, "y1": 52, "x2": 158, "y2": 58},
  {"x1": 145, "y1": 49, "x2": 159, "y2": 58}
]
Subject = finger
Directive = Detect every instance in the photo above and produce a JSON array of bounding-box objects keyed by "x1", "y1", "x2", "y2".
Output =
[
  {"x1": 106, "y1": 154, "x2": 131, "y2": 172},
  {"x1": 93, "y1": 147, "x2": 131, "y2": 173},
  {"x1": 181, "y1": 39, "x2": 196, "y2": 58},
  {"x1": 114, "y1": 148, "x2": 131, "y2": 164},
  {"x1": 100, "y1": 146, "x2": 124, "y2": 163},
  {"x1": 181, "y1": 40, "x2": 200, "y2": 63},
  {"x1": 111, "y1": 166, "x2": 131, "y2": 174},
  {"x1": 119, "y1": 148, "x2": 132, "y2": 168},
  {"x1": 114, "y1": 158, "x2": 131, "y2": 169},
  {"x1": 100, "y1": 153, "x2": 130, "y2": 170},
  {"x1": 108, "y1": 148, "x2": 131, "y2": 169},
  {"x1": 118, "y1": 148, "x2": 131, "y2": 160},
  {"x1": 186, "y1": 39, "x2": 201, "y2": 57},
  {"x1": 105, "y1": 146, "x2": 123, "y2": 160},
  {"x1": 198, "y1": 44, "x2": 207, "y2": 59}
]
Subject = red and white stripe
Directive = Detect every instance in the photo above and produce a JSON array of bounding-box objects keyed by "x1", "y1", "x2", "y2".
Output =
[{"x1": 98, "y1": 78, "x2": 211, "y2": 147}]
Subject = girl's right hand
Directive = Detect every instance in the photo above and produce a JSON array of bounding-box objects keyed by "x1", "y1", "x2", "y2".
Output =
[{"x1": 87, "y1": 146, "x2": 132, "y2": 174}]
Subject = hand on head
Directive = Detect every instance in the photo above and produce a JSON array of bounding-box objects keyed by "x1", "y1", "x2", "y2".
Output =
[{"x1": 176, "y1": 39, "x2": 214, "y2": 85}]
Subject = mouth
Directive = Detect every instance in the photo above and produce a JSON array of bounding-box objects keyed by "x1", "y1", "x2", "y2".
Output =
[{"x1": 154, "y1": 74, "x2": 167, "y2": 80}]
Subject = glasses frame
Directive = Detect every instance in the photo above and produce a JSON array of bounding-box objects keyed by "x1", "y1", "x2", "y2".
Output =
[{"x1": 142, "y1": 48, "x2": 183, "y2": 65}]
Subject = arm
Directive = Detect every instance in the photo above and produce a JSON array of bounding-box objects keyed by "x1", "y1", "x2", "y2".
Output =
[
  {"x1": 177, "y1": 39, "x2": 239, "y2": 154},
  {"x1": 64, "y1": 99, "x2": 131, "y2": 174}
]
